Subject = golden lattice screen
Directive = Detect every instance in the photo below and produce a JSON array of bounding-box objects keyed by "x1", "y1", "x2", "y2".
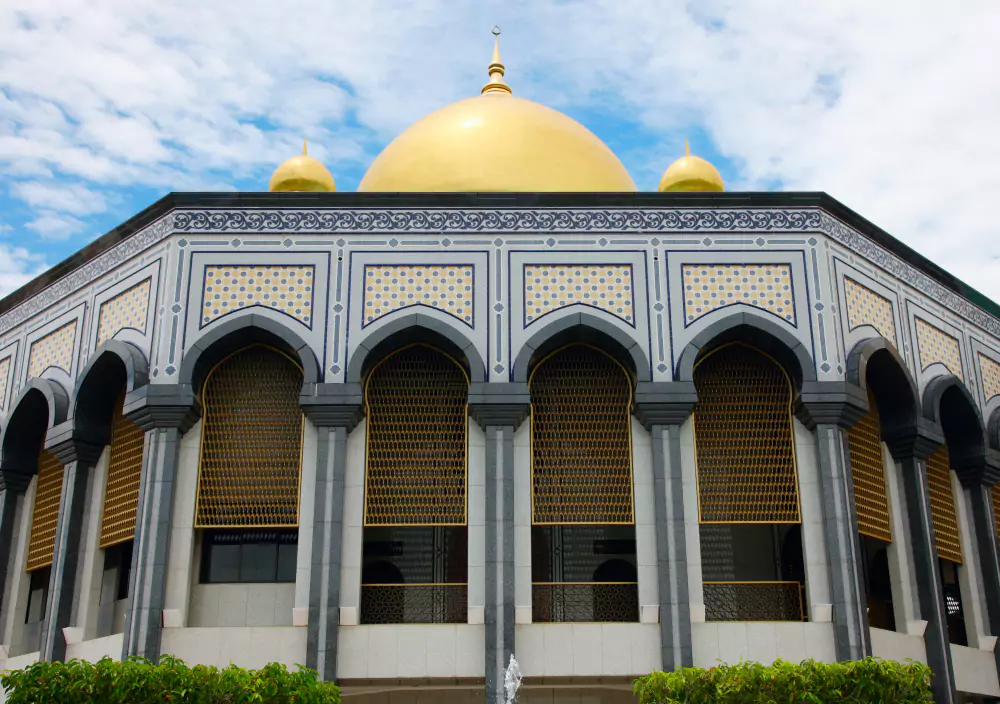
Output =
[
  {"x1": 993, "y1": 484, "x2": 1000, "y2": 539},
  {"x1": 926, "y1": 443, "x2": 963, "y2": 564},
  {"x1": 693, "y1": 343, "x2": 800, "y2": 523},
  {"x1": 196, "y1": 345, "x2": 304, "y2": 528},
  {"x1": 27, "y1": 450, "x2": 64, "y2": 572},
  {"x1": 364, "y1": 344, "x2": 468, "y2": 526},
  {"x1": 530, "y1": 344, "x2": 633, "y2": 524},
  {"x1": 847, "y1": 389, "x2": 892, "y2": 542},
  {"x1": 101, "y1": 390, "x2": 146, "y2": 548}
]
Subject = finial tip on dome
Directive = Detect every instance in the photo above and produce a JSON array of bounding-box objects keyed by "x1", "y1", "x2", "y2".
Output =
[
  {"x1": 268, "y1": 139, "x2": 336, "y2": 192},
  {"x1": 658, "y1": 140, "x2": 724, "y2": 193},
  {"x1": 482, "y1": 26, "x2": 512, "y2": 95}
]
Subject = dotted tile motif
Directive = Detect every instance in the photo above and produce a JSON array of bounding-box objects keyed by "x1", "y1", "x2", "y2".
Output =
[
  {"x1": 0, "y1": 356, "x2": 10, "y2": 409},
  {"x1": 97, "y1": 278, "x2": 151, "y2": 344},
  {"x1": 524, "y1": 264, "x2": 633, "y2": 326},
  {"x1": 979, "y1": 354, "x2": 1000, "y2": 402},
  {"x1": 363, "y1": 264, "x2": 473, "y2": 328},
  {"x1": 915, "y1": 318, "x2": 963, "y2": 380},
  {"x1": 682, "y1": 264, "x2": 795, "y2": 326},
  {"x1": 27, "y1": 321, "x2": 77, "y2": 379},
  {"x1": 844, "y1": 277, "x2": 896, "y2": 345},
  {"x1": 202, "y1": 265, "x2": 314, "y2": 328}
]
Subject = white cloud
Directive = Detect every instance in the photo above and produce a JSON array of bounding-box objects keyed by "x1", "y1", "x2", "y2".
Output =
[
  {"x1": 12, "y1": 181, "x2": 107, "y2": 216},
  {"x1": 0, "y1": 244, "x2": 47, "y2": 297},
  {"x1": 25, "y1": 211, "x2": 85, "y2": 241}
]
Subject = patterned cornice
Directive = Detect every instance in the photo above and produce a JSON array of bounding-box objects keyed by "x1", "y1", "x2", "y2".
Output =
[{"x1": 2, "y1": 206, "x2": 1000, "y2": 343}]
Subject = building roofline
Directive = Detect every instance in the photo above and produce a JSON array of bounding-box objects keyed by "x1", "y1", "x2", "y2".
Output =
[{"x1": 2, "y1": 190, "x2": 995, "y2": 321}]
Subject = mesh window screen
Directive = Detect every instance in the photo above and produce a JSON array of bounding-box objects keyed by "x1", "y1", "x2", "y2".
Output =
[
  {"x1": 993, "y1": 484, "x2": 1000, "y2": 539},
  {"x1": 693, "y1": 343, "x2": 800, "y2": 523},
  {"x1": 196, "y1": 345, "x2": 304, "y2": 528},
  {"x1": 100, "y1": 390, "x2": 145, "y2": 547},
  {"x1": 27, "y1": 450, "x2": 64, "y2": 572},
  {"x1": 847, "y1": 389, "x2": 892, "y2": 542},
  {"x1": 364, "y1": 344, "x2": 469, "y2": 526},
  {"x1": 926, "y1": 444, "x2": 963, "y2": 564},
  {"x1": 530, "y1": 344, "x2": 633, "y2": 525}
]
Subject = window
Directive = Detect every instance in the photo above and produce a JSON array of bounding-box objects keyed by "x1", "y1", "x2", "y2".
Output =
[
  {"x1": 200, "y1": 530, "x2": 297, "y2": 584},
  {"x1": 102, "y1": 540, "x2": 134, "y2": 602},
  {"x1": 24, "y1": 568, "x2": 50, "y2": 625},
  {"x1": 926, "y1": 443, "x2": 966, "y2": 645}
]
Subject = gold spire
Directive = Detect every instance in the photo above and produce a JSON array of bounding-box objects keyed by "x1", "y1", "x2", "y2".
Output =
[
  {"x1": 658, "y1": 139, "x2": 725, "y2": 192},
  {"x1": 685, "y1": 139, "x2": 691, "y2": 156},
  {"x1": 268, "y1": 137, "x2": 336, "y2": 192},
  {"x1": 482, "y1": 26, "x2": 512, "y2": 95},
  {"x1": 303, "y1": 137, "x2": 308, "y2": 155}
]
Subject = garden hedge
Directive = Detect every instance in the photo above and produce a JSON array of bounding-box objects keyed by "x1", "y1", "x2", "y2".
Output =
[
  {"x1": 633, "y1": 658, "x2": 932, "y2": 703},
  {"x1": 0, "y1": 655, "x2": 341, "y2": 704}
]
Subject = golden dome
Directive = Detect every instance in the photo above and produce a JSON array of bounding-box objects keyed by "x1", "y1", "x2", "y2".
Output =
[
  {"x1": 358, "y1": 31, "x2": 635, "y2": 193},
  {"x1": 658, "y1": 141, "x2": 725, "y2": 192},
  {"x1": 268, "y1": 140, "x2": 336, "y2": 192}
]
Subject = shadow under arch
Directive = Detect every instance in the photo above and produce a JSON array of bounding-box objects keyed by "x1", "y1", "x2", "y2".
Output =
[
  {"x1": 347, "y1": 312, "x2": 486, "y2": 384},
  {"x1": 845, "y1": 337, "x2": 920, "y2": 439},
  {"x1": 70, "y1": 340, "x2": 150, "y2": 448},
  {"x1": 922, "y1": 374, "x2": 987, "y2": 476},
  {"x1": 179, "y1": 315, "x2": 321, "y2": 395},
  {"x1": 512, "y1": 311, "x2": 650, "y2": 383},
  {"x1": 674, "y1": 313, "x2": 814, "y2": 389},
  {"x1": 0, "y1": 378, "x2": 69, "y2": 476}
]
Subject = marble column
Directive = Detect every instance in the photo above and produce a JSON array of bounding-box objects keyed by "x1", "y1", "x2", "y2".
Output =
[
  {"x1": 795, "y1": 381, "x2": 871, "y2": 662},
  {"x1": 300, "y1": 382, "x2": 363, "y2": 683},
  {"x1": 0, "y1": 470, "x2": 31, "y2": 631},
  {"x1": 468, "y1": 382, "x2": 529, "y2": 704},
  {"x1": 120, "y1": 384, "x2": 201, "y2": 662},
  {"x1": 39, "y1": 424, "x2": 104, "y2": 662},
  {"x1": 885, "y1": 422, "x2": 957, "y2": 704},
  {"x1": 633, "y1": 381, "x2": 698, "y2": 672}
]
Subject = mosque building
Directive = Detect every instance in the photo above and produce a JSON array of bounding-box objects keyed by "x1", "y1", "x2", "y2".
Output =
[{"x1": 1, "y1": 30, "x2": 999, "y2": 704}]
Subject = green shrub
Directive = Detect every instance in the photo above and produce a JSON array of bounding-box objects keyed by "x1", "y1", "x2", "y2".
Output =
[
  {"x1": 0, "y1": 655, "x2": 341, "y2": 704},
  {"x1": 633, "y1": 658, "x2": 932, "y2": 703}
]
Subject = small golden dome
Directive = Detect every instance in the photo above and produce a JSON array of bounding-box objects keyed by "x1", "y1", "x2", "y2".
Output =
[
  {"x1": 268, "y1": 140, "x2": 336, "y2": 192},
  {"x1": 658, "y1": 141, "x2": 725, "y2": 192},
  {"x1": 358, "y1": 30, "x2": 635, "y2": 193}
]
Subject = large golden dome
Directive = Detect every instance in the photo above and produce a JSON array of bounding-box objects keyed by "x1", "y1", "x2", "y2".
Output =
[
  {"x1": 269, "y1": 140, "x2": 336, "y2": 192},
  {"x1": 358, "y1": 33, "x2": 635, "y2": 192}
]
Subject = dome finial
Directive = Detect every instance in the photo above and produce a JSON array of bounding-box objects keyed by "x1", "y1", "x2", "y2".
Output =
[
  {"x1": 482, "y1": 26, "x2": 512, "y2": 95},
  {"x1": 303, "y1": 137, "x2": 308, "y2": 155},
  {"x1": 685, "y1": 138, "x2": 690, "y2": 157},
  {"x1": 658, "y1": 140, "x2": 725, "y2": 192}
]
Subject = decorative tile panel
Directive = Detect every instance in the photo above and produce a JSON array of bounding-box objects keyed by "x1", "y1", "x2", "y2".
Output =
[
  {"x1": 0, "y1": 356, "x2": 11, "y2": 409},
  {"x1": 96, "y1": 278, "x2": 151, "y2": 344},
  {"x1": 682, "y1": 264, "x2": 795, "y2": 326},
  {"x1": 980, "y1": 354, "x2": 1000, "y2": 402},
  {"x1": 27, "y1": 321, "x2": 78, "y2": 378},
  {"x1": 202, "y1": 265, "x2": 314, "y2": 328},
  {"x1": 363, "y1": 264, "x2": 473, "y2": 328},
  {"x1": 524, "y1": 264, "x2": 633, "y2": 327},
  {"x1": 915, "y1": 318, "x2": 963, "y2": 379},
  {"x1": 844, "y1": 277, "x2": 896, "y2": 345}
]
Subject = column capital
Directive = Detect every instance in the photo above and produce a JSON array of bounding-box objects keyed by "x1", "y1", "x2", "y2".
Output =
[
  {"x1": 124, "y1": 384, "x2": 201, "y2": 433},
  {"x1": 300, "y1": 382, "x2": 364, "y2": 430},
  {"x1": 468, "y1": 382, "x2": 530, "y2": 430},
  {"x1": 794, "y1": 381, "x2": 868, "y2": 430},
  {"x1": 950, "y1": 449, "x2": 1000, "y2": 489},
  {"x1": 44, "y1": 420, "x2": 105, "y2": 467},
  {"x1": 883, "y1": 419, "x2": 944, "y2": 461},
  {"x1": 0, "y1": 466, "x2": 32, "y2": 493},
  {"x1": 633, "y1": 381, "x2": 698, "y2": 429}
]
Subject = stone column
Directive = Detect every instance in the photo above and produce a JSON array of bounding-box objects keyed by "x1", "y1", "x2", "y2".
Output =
[
  {"x1": 468, "y1": 382, "x2": 529, "y2": 704},
  {"x1": 885, "y1": 422, "x2": 957, "y2": 704},
  {"x1": 38, "y1": 424, "x2": 104, "y2": 662},
  {"x1": 633, "y1": 381, "x2": 698, "y2": 672},
  {"x1": 795, "y1": 381, "x2": 871, "y2": 662},
  {"x1": 120, "y1": 384, "x2": 200, "y2": 662},
  {"x1": 0, "y1": 470, "x2": 31, "y2": 628},
  {"x1": 300, "y1": 382, "x2": 363, "y2": 682}
]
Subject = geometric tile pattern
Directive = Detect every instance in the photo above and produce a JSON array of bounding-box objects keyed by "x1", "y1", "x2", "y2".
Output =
[
  {"x1": 0, "y1": 356, "x2": 10, "y2": 409},
  {"x1": 97, "y1": 278, "x2": 151, "y2": 344},
  {"x1": 363, "y1": 264, "x2": 473, "y2": 328},
  {"x1": 26, "y1": 320, "x2": 78, "y2": 379},
  {"x1": 202, "y1": 265, "x2": 314, "y2": 328},
  {"x1": 682, "y1": 264, "x2": 795, "y2": 326},
  {"x1": 915, "y1": 318, "x2": 963, "y2": 380},
  {"x1": 844, "y1": 277, "x2": 896, "y2": 345},
  {"x1": 979, "y1": 354, "x2": 1000, "y2": 402},
  {"x1": 524, "y1": 264, "x2": 633, "y2": 327}
]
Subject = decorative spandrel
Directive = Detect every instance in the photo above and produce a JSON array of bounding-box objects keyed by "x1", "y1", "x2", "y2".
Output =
[
  {"x1": 530, "y1": 344, "x2": 633, "y2": 525},
  {"x1": 363, "y1": 265, "x2": 473, "y2": 328},
  {"x1": 27, "y1": 320, "x2": 77, "y2": 378},
  {"x1": 100, "y1": 390, "x2": 146, "y2": 548},
  {"x1": 915, "y1": 318, "x2": 963, "y2": 380},
  {"x1": 847, "y1": 390, "x2": 892, "y2": 543},
  {"x1": 202, "y1": 265, "x2": 314, "y2": 328},
  {"x1": 979, "y1": 353, "x2": 1000, "y2": 403},
  {"x1": 96, "y1": 278, "x2": 151, "y2": 344},
  {"x1": 524, "y1": 264, "x2": 633, "y2": 327},
  {"x1": 196, "y1": 345, "x2": 304, "y2": 528},
  {"x1": 693, "y1": 343, "x2": 800, "y2": 524},
  {"x1": 364, "y1": 344, "x2": 469, "y2": 526},
  {"x1": 682, "y1": 264, "x2": 794, "y2": 326},
  {"x1": 844, "y1": 277, "x2": 896, "y2": 345}
]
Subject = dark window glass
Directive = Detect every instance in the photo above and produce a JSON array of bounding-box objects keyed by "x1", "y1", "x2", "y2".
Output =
[
  {"x1": 940, "y1": 559, "x2": 967, "y2": 646},
  {"x1": 25, "y1": 568, "x2": 50, "y2": 624},
  {"x1": 101, "y1": 541, "x2": 135, "y2": 603},
  {"x1": 860, "y1": 535, "x2": 895, "y2": 631},
  {"x1": 201, "y1": 530, "x2": 297, "y2": 583}
]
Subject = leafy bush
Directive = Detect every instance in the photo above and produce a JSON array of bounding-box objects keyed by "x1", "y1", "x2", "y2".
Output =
[
  {"x1": 0, "y1": 655, "x2": 341, "y2": 704},
  {"x1": 633, "y1": 658, "x2": 932, "y2": 703}
]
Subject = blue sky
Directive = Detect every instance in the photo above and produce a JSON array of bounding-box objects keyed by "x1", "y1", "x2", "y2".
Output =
[{"x1": 1, "y1": 1, "x2": 999, "y2": 299}]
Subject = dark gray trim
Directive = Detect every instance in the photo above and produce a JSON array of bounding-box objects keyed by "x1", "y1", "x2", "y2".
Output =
[
  {"x1": 124, "y1": 384, "x2": 201, "y2": 433},
  {"x1": 300, "y1": 383, "x2": 364, "y2": 430},
  {"x1": 795, "y1": 381, "x2": 869, "y2": 430},
  {"x1": 179, "y1": 313, "x2": 321, "y2": 389},
  {"x1": 72, "y1": 340, "x2": 149, "y2": 415},
  {"x1": 845, "y1": 337, "x2": 917, "y2": 404},
  {"x1": 845, "y1": 336, "x2": 921, "y2": 442},
  {"x1": 988, "y1": 406, "x2": 1000, "y2": 453},
  {"x1": 674, "y1": 312, "x2": 815, "y2": 387},
  {"x1": 484, "y1": 424, "x2": 515, "y2": 704},
  {"x1": 512, "y1": 311, "x2": 651, "y2": 383},
  {"x1": 0, "y1": 488, "x2": 21, "y2": 632},
  {"x1": 633, "y1": 382, "x2": 698, "y2": 428},
  {"x1": 0, "y1": 378, "x2": 70, "y2": 480},
  {"x1": 345, "y1": 312, "x2": 487, "y2": 384},
  {"x1": 468, "y1": 383, "x2": 530, "y2": 430},
  {"x1": 968, "y1": 482, "x2": 1000, "y2": 681},
  {"x1": 922, "y1": 375, "x2": 989, "y2": 487}
]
